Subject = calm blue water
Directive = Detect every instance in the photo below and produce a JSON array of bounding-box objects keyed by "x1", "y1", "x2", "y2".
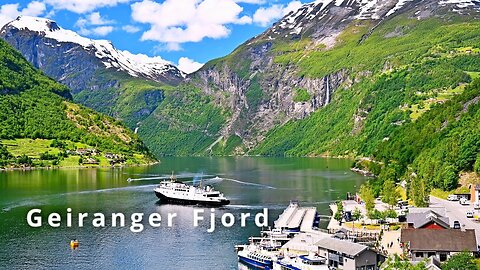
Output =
[{"x1": 0, "y1": 157, "x2": 367, "y2": 269}]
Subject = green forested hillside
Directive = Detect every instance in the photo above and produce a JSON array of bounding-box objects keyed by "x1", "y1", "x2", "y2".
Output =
[
  {"x1": 0, "y1": 39, "x2": 155, "y2": 168},
  {"x1": 138, "y1": 85, "x2": 227, "y2": 156},
  {"x1": 251, "y1": 15, "x2": 480, "y2": 201},
  {"x1": 73, "y1": 70, "x2": 170, "y2": 131}
]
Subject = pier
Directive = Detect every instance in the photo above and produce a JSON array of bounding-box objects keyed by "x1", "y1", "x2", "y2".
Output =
[{"x1": 274, "y1": 201, "x2": 320, "y2": 232}]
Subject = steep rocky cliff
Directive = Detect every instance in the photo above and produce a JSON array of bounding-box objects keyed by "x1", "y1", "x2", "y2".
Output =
[
  {"x1": 2, "y1": 0, "x2": 479, "y2": 160},
  {"x1": 189, "y1": 0, "x2": 480, "y2": 154}
]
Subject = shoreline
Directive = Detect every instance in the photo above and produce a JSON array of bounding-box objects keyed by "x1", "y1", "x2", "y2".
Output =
[{"x1": 0, "y1": 160, "x2": 160, "y2": 173}]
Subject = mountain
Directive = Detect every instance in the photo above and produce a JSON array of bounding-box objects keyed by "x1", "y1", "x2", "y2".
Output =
[
  {"x1": 137, "y1": 0, "x2": 480, "y2": 201},
  {"x1": 1, "y1": 0, "x2": 480, "y2": 195},
  {"x1": 135, "y1": 0, "x2": 480, "y2": 157},
  {"x1": 0, "y1": 38, "x2": 155, "y2": 168},
  {"x1": 0, "y1": 16, "x2": 183, "y2": 130}
]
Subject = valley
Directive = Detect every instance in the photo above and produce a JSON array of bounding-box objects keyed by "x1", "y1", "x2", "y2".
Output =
[{"x1": 0, "y1": 0, "x2": 479, "y2": 203}]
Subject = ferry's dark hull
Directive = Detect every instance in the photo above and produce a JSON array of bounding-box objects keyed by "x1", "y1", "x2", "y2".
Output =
[
  {"x1": 154, "y1": 191, "x2": 230, "y2": 206},
  {"x1": 238, "y1": 255, "x2": 273, "y2": 269}
]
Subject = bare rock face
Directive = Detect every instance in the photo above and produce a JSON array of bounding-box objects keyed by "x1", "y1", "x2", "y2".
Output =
[
  {"x1": 190, "y1": 0, "x2": 480, "y2": 152},
  {"x1": 0, "y1": 17, "x2": 184, "y2": 91},
  {"x1": 2, "y1": 1, "x2": 480, "y2": 155},
  {"x1": 194, "y1": 40, "x2": 348, "y2": 149}
]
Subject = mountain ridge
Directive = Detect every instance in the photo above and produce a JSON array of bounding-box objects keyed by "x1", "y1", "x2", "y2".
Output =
[
  {"x1": 1, "y1": 0, "x2": 480, "y2": 193},
  {"x1": 0, "y1": 38, "x2": 155, "y2": 168},
  {"x1": 0, "y1": 16, "x2": 179, "y2": 132},
  {"x1": 2, "y1": 16, "x2": 184, "y2": 83}
]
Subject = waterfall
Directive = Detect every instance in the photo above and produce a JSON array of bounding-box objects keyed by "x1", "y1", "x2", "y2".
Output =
[{"x1": 325, "y1": 76, "x2": 330, "y2": 105}]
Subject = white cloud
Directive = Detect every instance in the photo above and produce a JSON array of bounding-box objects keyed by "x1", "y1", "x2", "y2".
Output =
[
  {"x1": 237, "y1": 15, "x2": 253, "y2": 24},
  {"x1": 120, "y1": 50, "x2": 170, "y2": 65},
  {"x1": 131, "y1": 0, "x2": 253, "y2": 48},
  {"x1": 75, "y1": 12, "x2": 115, "y2": 37},
  {"x1": 178, "y1": 57, "x2": 204, "y2": 74},
  {"x1": 22, "y1": 1, "x2": 47, "y2": 16},
  {"x1": 75, "y1": 12, "x2": 114, "y2": 28},
  {"x1": 92, "y1": 26, "x2": 114, "y2": 36},
  {"x1": 79, "y1": 25, "x2": 114, "y2": 36},
  {"x1": 235, "y1": 0, "x2": 266, "y2": 4},
  {"x1": 0, "y1": 1, "x2": 46, "y2": 28},
  {"x1": 122, "y1": 25, "x2": 141, "y2": 33},
  {"x1": 44, "y1": 0, "x2": 130, "y2": 14},
  {"x1": 153, "y1": 42, "x2": 183, "y2": 52},
  {"x1": 88, "y1": 12, "x2": 114, "y2": 25},
  {"x1": 252, "y1": 1, "x2": 302, "y2": 27}
]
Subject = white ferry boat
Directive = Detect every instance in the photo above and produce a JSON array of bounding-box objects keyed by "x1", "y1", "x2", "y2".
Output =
[
  {"x1": 236, "y1": 244, "x2": 275, "y2": 269},
  {"x1": 154, "y1": 174, "x2": 230, "y2": 206}
]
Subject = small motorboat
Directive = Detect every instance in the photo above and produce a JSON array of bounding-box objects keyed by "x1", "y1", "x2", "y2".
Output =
[{"x1": 70, "y1": 239, "x2": 79, "y2": 249}]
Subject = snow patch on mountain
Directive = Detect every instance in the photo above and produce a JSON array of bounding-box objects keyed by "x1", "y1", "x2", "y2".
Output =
[
  {"x1": 439, "y1": 0, "x2": 480, "y2": 9},
  {"x1": 386, "y1": 0, "x2": 415, "y2": 17},
  {"x1": 3, "y1": 16, "x2": 184, "y2": 80},
  {"x1": 355, "y1": 0, "x2": 382, "y2": 20},
  {"x1": 272, "y1": 0, "x2": 479, "y2": 38}
]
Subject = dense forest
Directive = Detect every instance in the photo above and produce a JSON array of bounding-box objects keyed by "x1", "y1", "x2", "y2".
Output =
[{"x1": 0, "y1": 39, "x2": 154, "y2": 168}]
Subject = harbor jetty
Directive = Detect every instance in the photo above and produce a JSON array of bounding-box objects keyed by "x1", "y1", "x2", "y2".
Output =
[{"x1": 235, "y1": 201, "x2": 386, "y2": 270}]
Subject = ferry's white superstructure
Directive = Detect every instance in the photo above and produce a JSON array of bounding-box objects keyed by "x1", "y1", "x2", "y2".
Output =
[{"x1": 154, "y1": 176, "x2": 230, "y2": 206}]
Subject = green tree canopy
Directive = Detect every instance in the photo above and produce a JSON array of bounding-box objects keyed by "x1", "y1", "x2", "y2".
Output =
[
  {"x1": 382, "y1": 255, "x2": 427, "y2": 270},
  {"x1": 382, "y1": 180, "x2": 401, "y2": 207},
  {"x1": 360, "y1": 184, "x2": 375, "y2": 212},
  {"x1": 442, "y1": 252, "x2": 478, "y2": 270}
]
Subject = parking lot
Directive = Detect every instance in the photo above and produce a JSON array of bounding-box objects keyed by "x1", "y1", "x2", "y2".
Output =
[{"x1": 430, "y1": 196, "x2": 480, "y2": 244}]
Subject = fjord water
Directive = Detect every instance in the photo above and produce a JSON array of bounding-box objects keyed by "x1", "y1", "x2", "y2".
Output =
[{"x1": 0, "y1": 157, "x2": 367, "y2": 270}]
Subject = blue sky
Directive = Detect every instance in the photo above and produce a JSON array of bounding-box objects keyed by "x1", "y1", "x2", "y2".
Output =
[{"x1": 0, "y1": 0, "x2": 309, "y2": 73}]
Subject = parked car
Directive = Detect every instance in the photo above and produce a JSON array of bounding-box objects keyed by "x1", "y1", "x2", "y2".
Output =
[
  {"x1": 460, "y1": 198, "x2": 470, "y2": 205},
  {"x1": 467, "y1": 211, "x2": 474, "y2": 218},
  {"x1": 397, "y1": 200, "x2": 408, "y2": 207},
  {"x1": 343, "y1": 211, "x2": 353, "y2": 222},
  {"x1": 448, "y1": 194, "x2": 459, "y2": 201},
  {"x1": 453, "y1": 220, "x2": 461, "y2": 229},
  {"x1": 474, "y1": 202, "x2": 480, "y2": 210}
]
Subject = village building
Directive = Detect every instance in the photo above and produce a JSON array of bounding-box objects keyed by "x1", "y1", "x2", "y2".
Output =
[
  {"x1": 82, "y1": 158, "x2": 99, "y2": 165},
  {"x1": 406, "y1": 209, "x2": 450, "y2": 229},
  {"x1": 315, "y1": 237, "x2": 385, "y2": 270},
  {"x1": 280, "y1": 232, "x2": 329, "y2": 254},
  {"x1": 401, "y1": 229, "x2": 477, "y2": 262},
  {"x1": 469, "y1": 184, "x2": 480, "y2": 203},
  {"x1": 416, "y1": 257, "x2": 442, "y2": 270},
  {"x1": 75, "y1": 148, "x2": 96, "y2": 156}
]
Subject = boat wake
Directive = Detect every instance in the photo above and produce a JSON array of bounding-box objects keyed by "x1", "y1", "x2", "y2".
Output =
[
  {"x1": 2, "y1": 200, "x2": 42, "y2": 213},
  {"x1": 1, "y1": 185, "x2": 157, "y2": 212},
  {"x1": 189, "y1": 177, "x2": 223, "y2": 185},
  {"x1": 127, "y1": 173, "x2": 216, "y2": 182},
  {"x1": 223, "y1": 178, "x2": 276, "y2": 189},
  {"x1": 227, "y1": 204, "x2": 286, "y2": 210},
  {"x1": 70, "y1": 185, "x2": 157, "y2": 195}
]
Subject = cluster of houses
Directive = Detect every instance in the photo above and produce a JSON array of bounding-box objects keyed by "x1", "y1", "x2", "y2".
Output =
[
  {"x1": 324, "y1": 194, "x2": 479, "y2": 270},
  {"x1": 238, "y1": 202, "x2": 388, "y2": 270},
  {"x1": 401, "y1": 207, "x2": 477, "y2": 268},
  {"x1": 277, "y1": 231, "x2": 384, "y2": 270},
  {"x1": 238, "y1": 191, "x2": 480, "y2": 270},
  {"x1": 65, "y1": 148, "x2": 125, "y2": 165}
]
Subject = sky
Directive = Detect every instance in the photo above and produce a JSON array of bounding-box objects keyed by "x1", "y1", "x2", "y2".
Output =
[{"x1": 0, "y1": 0, "x2": 310, "y2": 73}]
